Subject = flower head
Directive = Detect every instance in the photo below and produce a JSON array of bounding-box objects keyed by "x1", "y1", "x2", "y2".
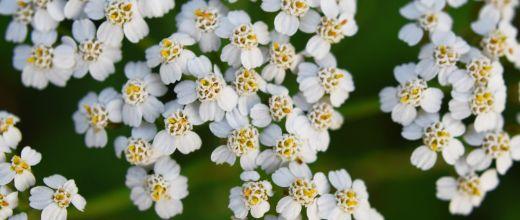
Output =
[{"x1": 0, "y1": 146, "x2": 41, "y2": 191}]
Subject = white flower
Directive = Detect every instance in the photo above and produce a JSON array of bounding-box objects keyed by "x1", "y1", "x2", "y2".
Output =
[
  {"x1": 317, "y1": 169, "x2": 371, "y2": 220},
  {"x1": 85, "y1": 0, "x2": 149, "y2": 44},
  {"x1": 472, "y1": 0, "x2": 519, "y2": 27},
  {"x1": 215, "y1": 10, "x2": 270, "y2": 69},
  {"x1": 368, "y1": 208, "x2": 384, "y2": 220},
  {"x1": 257, "y1": 123, "x2": 317, "y2": 173},
  {"x1": 175, "y1": 55, "x2": 238, "y2": 122},
  {"x1": 64, "y1": 0, "x2": 87, "y2": 19},
  {"x1": 209, "y1": 109, "x2": 260, "y2": 170},
  {"x1": 303, "y1": 5, "x2": 357, "y2": 59},
  {"x1": 137, "y1": 0, "x2": 174, "y2": 18},
  {"x1": 224, "y1": 67, "x2": 267, "y2": 115},
  {"x1": 449, "y1": 83, "x2": 506, "y2": 132},
  {"x1": 0, "y1": 0, "x2": 35, "y2": 43},
  {"x1": 145, "y1": 33, "x2": 196, "y2": 85},
  {"x1": 379, "y1": 63, "x2": 444, "y2": 126},
  {"x1": 176, "y1": 0, "x2": 228, "y2": 52},
  {"x1": 121, "y1": 61, "x2": 167, "y2": 127},
  {"x1": 464, "y1": 128, "x2": 520, "y2": 175},
  {"x1": 31, "y1": 0, "x2": 66, "y2": 32},
  {"x1": 0, "y1": 146, "x2": 41, "y2": 191},
  {"x1": 472, "y1": 21, "x2": 520, "y2": 62},
  {"x1": 125, "y1": 157, "x2": 188, "y2": 219},
  {"x1": 73, "y1": 87, "x2": 123, "y2": 148},
  {"x1": 436, "y1": 160, "x2": 498, "y2": 216},
  {"x1": 262, "y1": 33, "x2": 302, "y2": 84},
  {"x1": 446, "y1": 0, "x2": 467, "y2": 8},
  {"x1": 398, "y1": 0, "x2": 452, "y2": 46},
  {"x1": 69, "y1": 19, "x2": 122, "y2": 81},
  {"x1": 0, "y1": 112, "x2": 22, "y2": 159},
  {"x1": 29, "y1": 175, "x2": 86, "y2": 220},
  {"x1": 448, "y1": 48, "x2": 504, "y2": 93},
  {"x1": 272, "y1": 162, "x2": 329, "y2": 220},
  {"x1": 403, "y1": 112, "x2": 465, "y2": 170},
  {"x1": 229, "y1": 171, "x2": 273, "y2": 218},
  {"x1": 297, "y1": 62, "x2": 355, "y2": 107},
  {"x1": 260, "y1": 0, "x2": 319, "y2": 36},
  {"x1": 416, "y1": 31, "x2": 470, "y2": 84},
  {"x1": 250, "y1": 85, "x2": 297, "y2": 128},
  {"x1": 0, "y1": 186, "x2": 18, "y2": 220},
  {"x1": 152, "y1": 101, "x2": 203, "y2": 155},
  {"x1": 115, "y1": 122, "x2": 163, "y2": 166},
  {"x1": 13, "y1": 31, "x2": 76, "y2": 90},
  {"x1": 7, "y1": 212, "x2": 26, "y2": 220}
]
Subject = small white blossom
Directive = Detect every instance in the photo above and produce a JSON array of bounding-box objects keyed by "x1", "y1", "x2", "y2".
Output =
[
  {"x1": 0, "y1": 186, "x2": 18, "y2": 220},
  {"x1": 0, "y1": 112, "x2": 22, "y2": 160},
  {"x1": 210, "y1": 109, "x2": 260, "y2": 170},
  {"x1": 85, "y1": 0, "x2": 149, "y2": 44},
  {"x1": 317, "y1": 169, "x2": 371, "y2": 220},
  {"x1": 403, "y1": 112, "x2": 465, "y2": 170},
  {"x1": 126, "y1": 157, "x2": 188, "y2": 219},
  {"x1": 224, "y1": 66, "x2": 267, "y2": 115},
  {"x1": 0, "y1": 146, "x2": 41, "y2": 191},
  {"x1": 145, "y1": 33, "x2": 196, "y2": 85},
  {"x1": 250, "y1": 85, "x2": 297, "y2": 128},
  {"x1": 175, "y1": 55, "x2": 238, "y2": 122},
  {"x1": 73, "y1": 87, "x2": 123, "y2": 148},
  {"x1": 0, "y1": 0, "x2": 35, "y2": 42},
  {"x1": 260, "y1": 0, "x2": 319, "y2": 36},
  {"x1": 464, "y1": 127, "x2": 520, "y2": 175},
  {"x1": 137, "y1": 0, "x2": 174, "y2": 18},
  {"x1": 215, "y1": 10, "x2": 270, "y2": 69},
  {"x1": 69, "y1": 19, "x2": 122, "y2": 81},
  {"x1": 229, "y1": 171, "x2": 274, "y2": 218},
  {"x1": 176, "y1": 0, "x2": 228, "y2": 52},
  {"x1": 115, "y1": 122, "x2": 163, "y2": 166},
  {"x1": 7, "y1": 212, "x2": 26, "y2": 220},
  {"x1": 472, "y1": 21, "x2": 520, "y2": 62},
  {"x1": 297, "y1": 62, "x2": 355, "y2": 107},
  {"x1": 416, "y1": 31, "x2": 470, "y2": 84},
  {"x1": 29, "y1": 175, "x2": 86, "y2": 220},
  {"x1": 379, "y1": 63, "x2": 444, "y2": 126},
  {"x1": 121, "y1": 61, "x2": 167, "y2": 127},
  {"x1": 152, "y1": 101, "x2": 203, "y2": 155},
  {"x1": 13, "y1": 31, "x2": 76, "y2": 90},
  {"x1": 272, "y1": 162, "x2": 329, "y2": 220},
  {"x1": 262, "y1": 33, "x2": 302, "y2": 84},
  {"x1": 436, "y1": 160, "x2": 498, "y2": 216},
  {"x1": 398, "y1": 0, "x2": 452, "y2": 46}
]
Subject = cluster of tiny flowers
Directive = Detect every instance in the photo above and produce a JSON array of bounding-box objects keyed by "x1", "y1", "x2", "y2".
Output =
[
  {"x1": 0, "y1": 111, "x2": 86, "y2": 220},
  {"x1": 381, "y1": 0, "x2": 520, "y2": 216},
  {"x1": 52, "y1": 0, "x2": 386, "y2": 218}
]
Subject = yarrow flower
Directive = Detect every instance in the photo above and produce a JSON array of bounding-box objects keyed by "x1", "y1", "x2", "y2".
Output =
[
  {"x1": 176, "y1": 0, "x2": 228, "y2": 52},
  {"x1": 0, "y1": 146, "x2": 41, "y2": 191},
  {"x1": 215, "y1": 10, "x2": 270, "y2": 69},
  {"x1": 250, "y1": 85, "x2": 297, "y2": 128},
  {"x1": 260, "y1": 0, "x2": 319, "y2": 36},
  {"x1": 73, "y1": 87, "x2": 123, "y2": 148},
  {"x1": 0, "y1": 186, "x2": 18, "y2": 219},
  {"x1": 398, "y1": 0, "x2": 452, "y2": 46},
  {"x1": 29, "y1": 175, "x2": 86, "y2": 220},
  {"x1": 436, "y1": 160, "x2": 498, "y2": 216},
  {"x1": 0, "y1": 0, "x2": 36, "y2": 43},
  {"x1": 0, "y1": 112, "x2": 21, "y2": 160},
  {"x1": 261, "y1": 33, "x2": 302, "y2": 84},
  {"x1": 271, "y1": 162, "x2": 329, "y2": 220},
  {"x1": 403, "y1": 112, "x2": 465, "y2": 170},
  {"x1": 115, "y1": 122, "x2": 162, "y2": 166},
  {"x1": 120, "y1": 61, "x2": 167, "y2": 127},
  {"x1": 69, "y1": 19, "x2": 122, "y2": 81},
  {"x1": 379, "y1": 62, "x2": 443, "y2": 126},
  {"x1": 229, "y1": 171, "x2": 273, "y2": 218},
  {"x1": 125, "y1": 157, "x2": 188, "y2": 219},
  {"x1": 13, "y1": 31, "x2": 76, "y2": 90},
  {"x1": 317, "y1": 169, "x2": 371, "y2": 220}
]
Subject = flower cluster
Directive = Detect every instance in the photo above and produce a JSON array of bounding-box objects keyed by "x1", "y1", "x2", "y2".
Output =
[
  {"x1": 381, "y1": 0, "x2": 520, "y2": 216},
  {"x1": 0, "y1": 111, "x2": 86, "y2": 220},
  {"x1": 0, "y1": 0, "x2": 381, "y2": 218}
]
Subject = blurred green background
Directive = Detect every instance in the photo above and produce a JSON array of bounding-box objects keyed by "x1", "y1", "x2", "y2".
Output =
[{"x1": 1, "y1": 0, "x2": 520, "y2": 219}]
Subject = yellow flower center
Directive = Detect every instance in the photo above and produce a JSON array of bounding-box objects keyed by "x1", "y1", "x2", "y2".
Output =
[
  {"x1": 0, "y1": 194, "x2": 9, "y2": 208},
  {"x1": 289, "y1": 178, "x2": 318, "y2": 206},
  {"x1": 227, "y1": 126, "x2": 259, "y2": 156},
  {"x1": 242, "y1": 181, "x2": 270, "y2": 207},
  {"x1": 317, "y1": 17, "x2": 348, "y2": 44},
  {"x1": 196, "y1": 74, "x2": 223, "y2": 102},
  {"x1": 270, "y1": 42, "x2": 296, "y2": 69},
  {"x1": 398, "y1": 79, "x2": 427, "y2": 106},
  {"x1": 14, "y1": 1, "x2": 34, "y2": 24},
  {"x1": 124, "y1": 138, "x2": 154, "y2": 165},
  {"x1": 27, "y1": 45, "x2": 54, "y2": 69},
  {"x1": 434, "y1": 45, "x2": 460, "y2": 67},
  {"x1": 423, "y1": 122, "x2": 451, "y2": 152},
  {"x1": 194, "y1": 8, "x2": 219, "y2": 32},
  {"x1": 105, "y1": 0, "x2": 133, "y2": 26},
  {"x1": 165, "y1": 110, "x2": 192, "y2": 136},
  {"x1": 53, "y1": 188, "x2": 72, "y2": 208},
  {"x1": 146, "y1": 174, "x2": 169, "y2": 201},
  {"x1": 269, "y1": 95, "x2": 293, "y2": 121},
  {"x1": 84, "y1": 104, "x2": 109, "y2": 130},
  {"x1": 308, "y1": 103, "x2": 333, "y2": 131},
  {"x1": 335, "y1": 189, "x2": 359, "y2": 213},
  {"x1": 467, "y1": 58, "x2": 493, "y2": 87},
  {"x1": 80, "y1": 40, "x2": 104, "y2": 62},
  {"x1": 471, "y1": 87, "x2": 495, "y2": 115},
  {"x1": 483, "y1": 132, "x2": 511, "y2": 158},
  {"x1": 481, "y1": 30, "x2": 508, "y2": 59},
  {"x1": 160, "y1": 38, "x2": 184, "y2": 63},
  {"x1": 281, "y1": 0, "x2": 309, "y2": 17},
  {"x1": 10, "y1": 155, "x2": 30, "y2": 174},
  {"x1": 457, "y1": 174, "x2": 482, "y2": 197},
  {"x1": 123, "y1": 79, "x2": 148, "y2": 105},
  {"x1": 318, "y1": 67, "x2": 344, "y2": 93},
  {"x1": 275, "y1": 134, "x2": 302, "y2": 162},
  {"x1": 234, "y1": 68, "x2": 260, "y2": 96},
  {"x1": 0, "y1": 116, "x2": 15, "y2": 134},
  {"x1": 419, "y1": 13, "x2": 438, "y2": 31},
  {"x1": 232, "y1": 24, "x2": 258, "y2": 49}
]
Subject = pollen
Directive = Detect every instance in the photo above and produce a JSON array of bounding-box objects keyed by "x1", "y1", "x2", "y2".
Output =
[{"x1": 289, "y1": 178, "x2": 318, "y2": 206}]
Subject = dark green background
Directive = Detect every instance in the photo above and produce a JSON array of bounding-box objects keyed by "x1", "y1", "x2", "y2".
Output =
[{"x1": 0, "y1": 0, "x2": 519, "y2": 219}]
